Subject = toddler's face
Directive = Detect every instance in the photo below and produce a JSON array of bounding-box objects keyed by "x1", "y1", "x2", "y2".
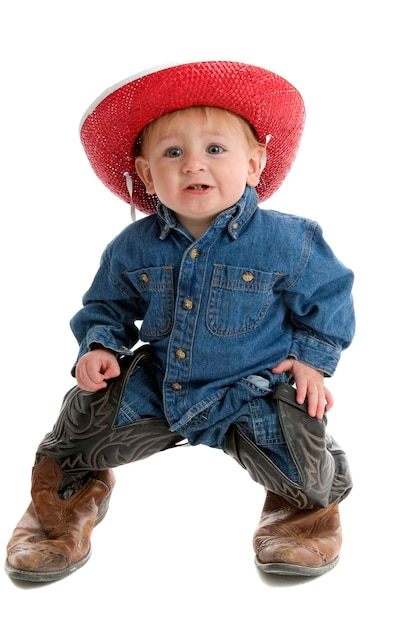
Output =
[{"x1": 135, "y1": 107, "x2": 263, "y2": 237}]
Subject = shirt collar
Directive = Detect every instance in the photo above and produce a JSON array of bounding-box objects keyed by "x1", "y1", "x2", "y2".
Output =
[{"x1": 157, "y1": 185, "x2": 259, "y2": 240}]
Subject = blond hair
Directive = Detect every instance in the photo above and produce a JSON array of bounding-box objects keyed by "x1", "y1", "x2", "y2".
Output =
[{"x1": 136, "y1": 106, "x2": 264, "y2": 156}]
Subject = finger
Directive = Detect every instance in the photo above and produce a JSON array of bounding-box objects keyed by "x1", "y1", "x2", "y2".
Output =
[
  {"x1": 103, "y1": 363, "x2": 121, "y2": 380},
  {"x1": 295, "y1": 378, "x2": 308, "y2": 405},
  {"x1": 307, "y1": 393, "x2": 318, "y2": 417},
  {"x1": 314, "y1": 389, "x2": 327, "y2": 419},
  {"x1": 324, "y1": 389, "x2": 334, "y2": 411},
  {"x1": 271, "y1": 358, "x2": 293, "y2": 374},
  {"x1": 87, "y1": 363, "x2": 107, "y2": 385},
  {"x1": 305, "y1": 384, "x2": 324, "y2": 418}
]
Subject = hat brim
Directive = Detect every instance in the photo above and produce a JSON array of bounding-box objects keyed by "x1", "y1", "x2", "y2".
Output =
[{"x1": 80, "y1": 61, "x2": 305, "y2": 214}]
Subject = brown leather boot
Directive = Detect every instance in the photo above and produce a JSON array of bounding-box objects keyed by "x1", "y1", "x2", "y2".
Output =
[
  {"x1": 253, "y1": 490, "x2": 342, "y2": 576},
  {"x1": 5, "y1": 455, "x2": 115, "y2": 583}
]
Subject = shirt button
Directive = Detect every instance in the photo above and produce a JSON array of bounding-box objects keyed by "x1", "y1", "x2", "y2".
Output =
[
  {"x1": 231, "y1": 222, "x2": 238, "y2": 230},
  {"x1": 242, "y1": 271, "x2": 254, "y2": 282},
  {"x1": 140, "y1": 273, "x2": 150, "y2": 283},
  {"x1": 182, "y1": 298, "x2": 193, "y2": 310},
  {"x1": 171, "y1": 382, "x2": 182, "y2": 392},
  {"x1": 190, "y1": 248, "x2": 200, "y2": 259},
  {"x1": 175, "y1": 348, "x2": 186, "y2": 360}
]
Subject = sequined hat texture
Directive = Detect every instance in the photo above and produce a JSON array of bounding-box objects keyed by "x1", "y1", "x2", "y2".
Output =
[{"x1": 80, "y1": 60, "x2": 305, "y2": 214}]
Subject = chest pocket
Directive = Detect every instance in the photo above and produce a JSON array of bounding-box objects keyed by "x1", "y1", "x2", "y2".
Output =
[
  {"x1": 128, "y1": 266, "x2": 174, "y2": 339},
  {"x1": 207, "y1": 264, "x2": 279, "y2": 336}
]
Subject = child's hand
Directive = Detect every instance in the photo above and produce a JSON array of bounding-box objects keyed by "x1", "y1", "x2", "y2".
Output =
[
  {"x1": 272, "y1": 358, "x2": 334, "y2": 419},
  {"x1": 75, "y1": 349, "x2": 121, "y2": 392}
]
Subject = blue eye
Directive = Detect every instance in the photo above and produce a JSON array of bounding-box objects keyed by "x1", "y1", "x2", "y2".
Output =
[
  {"x1": 166, "y1": 147, "x2": 182, "y2": 158},
  {"x1": 207, "y1": 144, "x2": 223, "y2": 154}
]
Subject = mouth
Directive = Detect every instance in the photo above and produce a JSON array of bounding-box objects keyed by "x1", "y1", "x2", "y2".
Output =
[{"x1": 186, "y1": 184, "x2": 210, "y2": 191}]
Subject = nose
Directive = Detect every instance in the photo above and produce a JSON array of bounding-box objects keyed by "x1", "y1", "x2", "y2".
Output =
[{"x1": 182, "y1": 151, "x2": 206, "y2": 173}]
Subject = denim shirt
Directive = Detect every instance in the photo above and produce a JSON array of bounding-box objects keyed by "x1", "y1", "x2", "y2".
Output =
[{"x1": 71, "y1": 185, "x2": 355, "y2": 429}]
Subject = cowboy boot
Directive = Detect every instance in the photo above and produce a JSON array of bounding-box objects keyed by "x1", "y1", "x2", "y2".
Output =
[
  {"x1": 253, "y1": 490, "x2": 342, "y2": 576},
  {"x1": 6, "y1": 346, "x2": 183, "y2": 583},
  {"x1": 224, "y1": 382, "x2": 352, "y2": 510},
  {"x1": 5, "y1": 455, "x2": 115, "y2": 582}
]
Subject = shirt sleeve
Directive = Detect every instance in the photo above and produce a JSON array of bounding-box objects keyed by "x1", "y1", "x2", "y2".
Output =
[
  {"x1": 69, "y1": 244, "x2": 145, "y2": 365},
  {"x1": 284, "y1": 223, "x2": 355, "y2": 376}
]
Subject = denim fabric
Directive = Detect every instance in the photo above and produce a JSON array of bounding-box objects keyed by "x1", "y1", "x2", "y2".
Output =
[
  {"x1": 71, "y1": 185, "x2": 355, "y2": 449},
  {"x1": 114, "y1": 355, "x2": 300, "y2": 482}
]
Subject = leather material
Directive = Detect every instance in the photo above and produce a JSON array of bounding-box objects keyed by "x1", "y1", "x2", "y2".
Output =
[
  {"x1": 224, "y1": 382, "x2": 352, "y2": 509},
  {"x1": 5, "y1": 456, "x2": 115, "y2": 582},
  {"x1": 253, "y1": 490, "x2": 342, "y2": 576},
  {"x1": 36, "y1": 345, "x2": 185, "y2": 474},
  {"x1": 6, "y1": 345, "x2": 184, "y2": 583}
]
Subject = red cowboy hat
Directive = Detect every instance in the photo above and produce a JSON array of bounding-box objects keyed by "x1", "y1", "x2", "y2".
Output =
[{"x1": 80, "y1": 60, "x2": 305, "y2": 215}]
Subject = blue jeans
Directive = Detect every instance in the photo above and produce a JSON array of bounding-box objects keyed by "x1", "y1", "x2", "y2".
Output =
[{"x1": 114, "y1": 356, "x2": 300, "y2": 484}]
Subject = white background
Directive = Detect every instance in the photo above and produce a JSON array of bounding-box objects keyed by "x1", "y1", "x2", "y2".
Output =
[{"x1": 1, "y1": 1, "x2": 417, "y2": 623}]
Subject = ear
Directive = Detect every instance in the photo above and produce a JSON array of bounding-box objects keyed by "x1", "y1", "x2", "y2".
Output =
[
  {"x1": 135, "y1": 156, "x2": 156, "y2": 194},
  {"x1": 246, "y1": 146, "x2": 265, "y2": 187}
]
